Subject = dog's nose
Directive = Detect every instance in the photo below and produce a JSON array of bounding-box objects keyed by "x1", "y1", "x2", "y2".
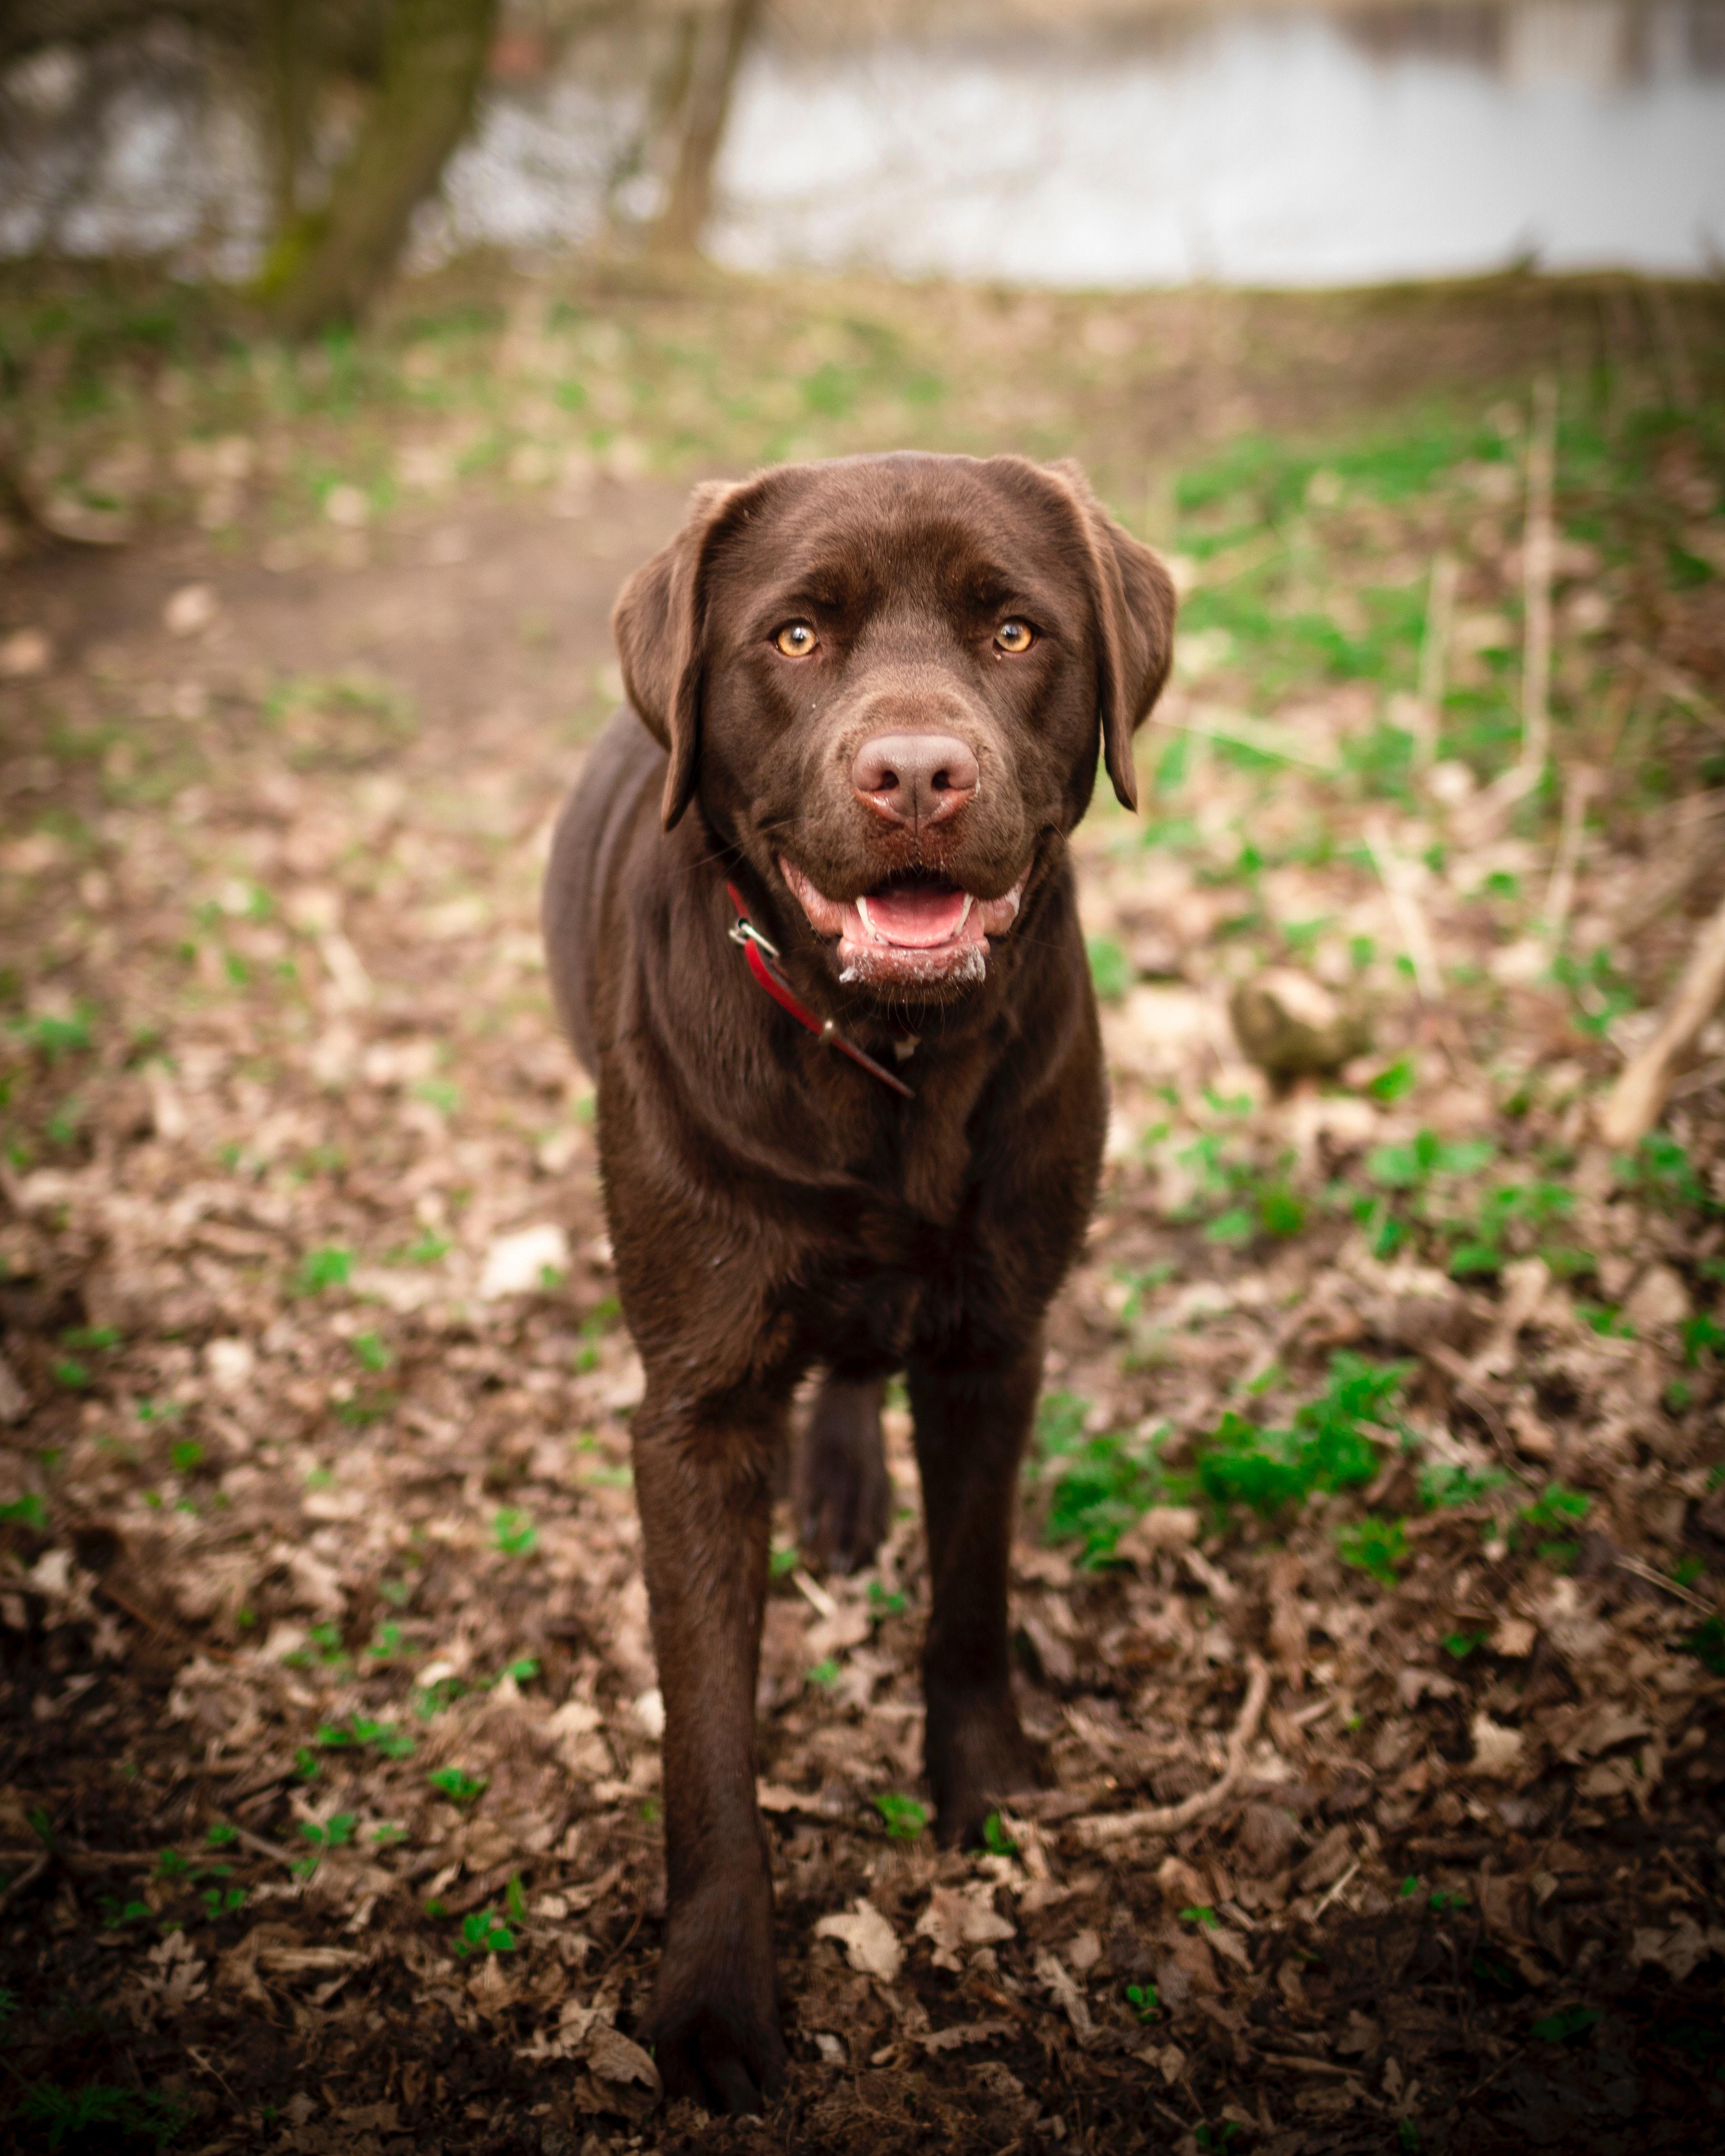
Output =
[{"x1": 851, "y1": 732, "x2": 979, "y2": 826}]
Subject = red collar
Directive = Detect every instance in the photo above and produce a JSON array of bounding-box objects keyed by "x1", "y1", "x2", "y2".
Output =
[{"x1": 725, "y1": 882, "x2": 914, "y2": 1099}]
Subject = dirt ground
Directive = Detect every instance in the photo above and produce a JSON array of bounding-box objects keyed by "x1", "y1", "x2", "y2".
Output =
[{"x1": 1, "y1": 268, "x2": 1724, "y2": 2156}]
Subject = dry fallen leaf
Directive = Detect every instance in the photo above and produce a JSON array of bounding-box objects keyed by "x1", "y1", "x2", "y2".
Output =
[
  {"x1": 814, "y1": 1898, "x2": 903, "y2": 1983},
  {"x1": 915, "y1": 1884, "x2": 1015, "y2": 1969},
  {"x1": 1468, "y1": 1713, "x2": 1524, "y2": 1780},
  {"x1": 1034, "y1": 1948, "x2": 1095, "y2": 2040}
]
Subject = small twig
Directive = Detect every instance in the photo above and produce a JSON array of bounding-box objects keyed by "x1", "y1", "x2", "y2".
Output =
[
  {"x1": 1670, "y1": 1055, "x2": 1725, "y2": 1103},
  {"x1": 1611, "y1": 1552, "x2": 1715, "y2": 1614},
  {"x1": 1260, "y1": 2049, "x2": 1363, "y2": 2079},
  {"x1": 185, "y1": 2046, "x2": 240, "y2": 2104},
  {"x1": 1613, "y1": 791, "x2": 1725, "y2": 940},
  {"x1": 1074, "y1": 1656, "x2": 1270, "y2": 1847},
  {"x1": 1180, "y1": 1545, "x2": 1238, "y2": 1606},
  {"x1": 1149, "y1": 704, "x2": 1336, "y2": 774},
  {"x1": 1423, "y1": 1343, "x2": 1515, "y2": 1459},
  {"x1": 1413, "y1": 551, "x2": 1458, "y2": 772},
  {"x1": 1363, "y1": 817, "x2": 1442, "y2": 1003},
  {"x1": 1311, "y1": 1857, "x2": 1361, "y2": 1919},
  {"x1": 0, "y1": 1854, "x2": 49, "y2": 1914},
  {"x1": 790, "y1": 1567, "x2": 837, "y2": 1620},
  {"x1": 227, "y1": 1824, "x2": 303, "y2": 1870},
  {"x1": 1630, "y1": 648, "x2": 1725, "y2": 739},
  {"x1": 1599, "y1": 888, "x2": 1725, "y2": 1147},
  {"x1": 1540, "y1": 764, "x2": 1599, "y2": 948},
  {"x1": 1519, "y1": 374, "x2": 1558, "y2": 781},
  {"x1": 597, "y1": 1898, "x2": 647, "y2": 1976}
]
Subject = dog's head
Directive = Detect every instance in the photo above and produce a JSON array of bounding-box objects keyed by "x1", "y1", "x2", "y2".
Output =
[{"x1": 613, "y1": 452, "x2": 1175, "y2": 1002}]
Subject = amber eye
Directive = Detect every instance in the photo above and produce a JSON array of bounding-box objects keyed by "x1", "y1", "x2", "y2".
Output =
[
  {"x1": 774, "y1": 621, "x2": 817, "y2": 658},
  {"x1": 994, "y1": 620, "x2": 1034, "y2": 653}
]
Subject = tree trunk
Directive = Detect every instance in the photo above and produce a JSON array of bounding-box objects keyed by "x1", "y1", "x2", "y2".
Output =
[
  {"x1": 258, "y1": 0, "x2": 312, "y2": 231},
  {"x1": 259, "y1": 0, "x2": 498, "y2": 340},
  {"x1": 650, "y1": 0, "x2": 762, "y2": 258}
]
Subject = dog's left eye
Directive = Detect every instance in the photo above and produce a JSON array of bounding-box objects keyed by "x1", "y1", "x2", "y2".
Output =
[
  {"x1": 773, "y1": 622, "x2": 818, "y2": 658},
  {"x1": 994, "y1": 620, "x2": 1035, "y2": 653}
]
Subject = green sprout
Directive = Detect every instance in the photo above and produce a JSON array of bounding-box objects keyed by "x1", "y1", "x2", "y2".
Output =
[
  {"x1": 295, "y1": 1245, "x2": 353, "y2": 1295},
  {"x1": 492, "y1": 1507, "x2": 538, "y2": 1557},
  {"x1": 1337, "y1": 1516, "x2": 1408, "y2": 1587},
  {"x1": 454, "y1": 1909, "x2": 515, "y2": 1958},
  {"x1": 872, "y1": 1792, "x2": 928, "y2": 1841},
  {"x1": 428, "y1": 1766, "x2": 486, "y2": 1806}
]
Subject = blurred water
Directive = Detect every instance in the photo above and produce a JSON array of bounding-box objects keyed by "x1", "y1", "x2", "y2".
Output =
[
  {"x1": 710, "y1": 3, "x2": 1725, "y2": 283},
  {"x1": 5, "y1": 2, "x2": 1723, "y2": 287}
]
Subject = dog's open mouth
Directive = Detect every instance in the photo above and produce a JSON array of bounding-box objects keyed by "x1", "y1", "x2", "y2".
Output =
[{"x1": 781, "y1": 861, "x2": 1024, "y2": 988}]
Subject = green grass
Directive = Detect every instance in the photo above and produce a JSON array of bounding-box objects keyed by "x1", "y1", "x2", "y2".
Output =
[
  {"x1": 16, "y1": 2081, "x2": 187, "y2": 2151},
  {"x1": 294, "y1": 1245, "x2": 353, "y2": 1295},
  {"x1": 491, "y1": 1507, "x2": 537, "y2": 1557},
  {"x1": 1513, "y1": 1483, "x2": 1590, "y2": 1570},
  {"x1": 313, "y1": 1716, "x2": 415, "y2": 1759},
  {"x1": 1194, "y1": 1354, "x2": 1411, "y2": 1518},
  {"x1": 1337, "y1": 1515, "x2": 1408, "y2": 1587},
  {"x1": 1032, "y1": 1389, "x2": 1167, "y2": 1565},
  {"x1": 1086, "y1": 935, "x2": 1132, "y2": 1002},
  {"x1": 1420, "y1": 1462, "x2": 1507, "y2": 1510},
  {"x1": 1034, "y1": 1354, "x2": 1414, "y2": 1561},
  {"x1": 1680, "y1": 1616, "x2": 1725, "y2": 1677},
  {"x1": 427, "y1": 1766, "x2": 486, "y2": 1806}
]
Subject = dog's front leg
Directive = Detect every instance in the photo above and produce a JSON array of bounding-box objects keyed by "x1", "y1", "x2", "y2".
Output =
[
  {"x1": 630, "y1": 1383, "x2": 786, "y2": 2115},
  {"x1": 908, "y1": 1343, "x2": 1042, "y2": 1845}
]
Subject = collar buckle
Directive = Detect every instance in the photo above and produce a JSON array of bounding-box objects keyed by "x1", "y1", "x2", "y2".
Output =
[{"x1": 728, "y1": 914, "x2": 781, "y2": 962}]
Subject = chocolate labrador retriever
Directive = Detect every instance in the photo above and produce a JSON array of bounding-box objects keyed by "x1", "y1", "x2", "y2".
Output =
[{"x1": 542, "y1": 451, "x2": 1175, "y2": 2112}]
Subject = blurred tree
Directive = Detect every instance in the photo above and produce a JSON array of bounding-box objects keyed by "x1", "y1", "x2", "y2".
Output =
[
  {"x1": 648, "y1": 0, "x2": 762, "y2": 257},
  {"x1": 256, "y1": 0, "x2": 498, "y2": 337},
  {"x1": 0, "y1": 0, "x2": 497, "y2": 338}
]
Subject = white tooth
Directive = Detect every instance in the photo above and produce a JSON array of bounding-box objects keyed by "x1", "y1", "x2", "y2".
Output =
[
  {"x1": 855, "y1": 897, "x2": 883, "y2": 942},
  {"x1": 957, "y1": 894, "x2": 974, "y2": 931}
]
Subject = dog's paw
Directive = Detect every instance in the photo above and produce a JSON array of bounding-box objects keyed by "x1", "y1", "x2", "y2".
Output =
[
  {"x1": 928, "y1": 1689, "x2": 1039, "y2": 1848},
  {"x1": 793, "y1": 1376, "x2": 889, "y2": 1576},
  {"x1": 642, "y1": 1900, "x2": 786, "y2": 2116},
  {"x1": 643, "y1": 1988, "x2": 786, "y2": 2116}
]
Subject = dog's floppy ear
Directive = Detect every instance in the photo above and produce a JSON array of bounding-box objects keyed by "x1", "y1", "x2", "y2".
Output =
[
  {"x1": 1041, "y1": 459, "x2": 1178, "y2": 813},
  {"x1": 610, "y1": 478, "x2": 740, "y2": 831}
]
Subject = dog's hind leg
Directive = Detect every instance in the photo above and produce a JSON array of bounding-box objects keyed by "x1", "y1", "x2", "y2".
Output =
[{"x1": 793, "y1": 1373, "x2": 890, "y2": 1576}]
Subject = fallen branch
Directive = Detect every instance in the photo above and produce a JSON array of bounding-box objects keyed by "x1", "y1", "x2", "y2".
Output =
[
  {"x1": 1074, "y1": 1655, "x2": 1270, "y2": 1847},
  {"x1": 1598, "y1": 889, "x2": 1725, "y2": 1148},
  {"x1": 0, "y1": 1853, "x2": 48, "y2": 1914}
]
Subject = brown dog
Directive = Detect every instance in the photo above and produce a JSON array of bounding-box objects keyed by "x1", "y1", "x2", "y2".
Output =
[{"x1": 542, "y1": 452, "x2": 1175, "y2": 2112}]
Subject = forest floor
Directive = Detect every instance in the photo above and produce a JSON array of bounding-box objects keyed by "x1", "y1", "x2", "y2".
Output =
[{"x1": 1, "y1": 263, "x2": 1724, "y2": 2156}]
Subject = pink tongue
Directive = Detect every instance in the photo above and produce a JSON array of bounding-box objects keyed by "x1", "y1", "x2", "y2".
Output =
[{"x1": 862, "y1": 884, "x2": 969, "y2": 948}]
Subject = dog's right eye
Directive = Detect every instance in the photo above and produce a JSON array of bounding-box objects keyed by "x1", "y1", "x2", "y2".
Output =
[{"x1": 773, "y1": 622, "x2": 818, "y2": 658}]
